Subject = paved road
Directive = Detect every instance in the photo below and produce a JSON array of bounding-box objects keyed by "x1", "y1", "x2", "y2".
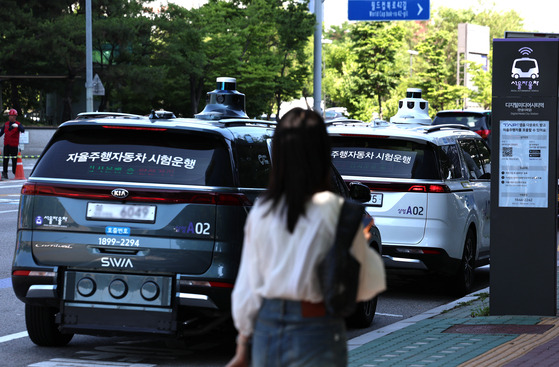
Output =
[{"x1": 0, "y1": 168, "x2": 489, "y2": 366}]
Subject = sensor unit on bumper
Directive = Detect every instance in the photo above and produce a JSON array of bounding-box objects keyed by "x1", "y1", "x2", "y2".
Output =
[{"x1": 63, "y1": 271, "x2": 172, "y2": 306}]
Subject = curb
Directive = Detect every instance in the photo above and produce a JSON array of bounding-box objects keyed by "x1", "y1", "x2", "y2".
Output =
[{"x1": 348, "y1": 287, "x2": 490, "y2": 351}]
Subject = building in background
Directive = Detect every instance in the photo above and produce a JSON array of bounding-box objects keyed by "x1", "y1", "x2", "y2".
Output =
[{"x1": 457, "y1": 23, "x2": 490, "y2": 109}]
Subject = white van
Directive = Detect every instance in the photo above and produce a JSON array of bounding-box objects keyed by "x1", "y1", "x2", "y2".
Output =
[
  {"x1": 511, "y1": 57, "x2": 539, "y2": 79},
  {"x1": 328, "y1": 122, "x2": 491, "y2": 295}
]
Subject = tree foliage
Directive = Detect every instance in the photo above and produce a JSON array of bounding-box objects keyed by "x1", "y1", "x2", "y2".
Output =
[
  {"x1": 350, "y1": 22, "x2": 405, "y2": 119},
  {"x1": 0, "y1": 0, "x2": 313, "y2": 122},
  {"x1": 0, "y1": 1, "x2": 527, "y2": 124}
]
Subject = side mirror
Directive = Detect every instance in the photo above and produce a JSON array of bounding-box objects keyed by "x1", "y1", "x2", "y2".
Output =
[{"x1": 349, "y1": 181, "x2": 371, "y2": 203}]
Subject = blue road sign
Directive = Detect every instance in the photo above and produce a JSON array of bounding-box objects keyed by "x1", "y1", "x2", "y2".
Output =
[{"x1": 348, "y1": 0, "x2": 430, "y2": 21}]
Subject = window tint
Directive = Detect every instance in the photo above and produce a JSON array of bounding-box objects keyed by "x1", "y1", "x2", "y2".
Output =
[
  {"x1": 474, "y1": 139, "x2": 491, "y2": 176},
  {"x1": 439, "y1": 144, "x2": 463, "y2": 179},
  {"x1": 433, "y1": 113, "x2": 488, "y2": 130},
  {"x1": 459, "y1": 139, "x2": 489, "y2": 180},
  {"x1": 234, "y1": 135, "x2": 272, "y2": 188},
  {"x1": 33, "y1": 126, "x2": 234, "y2": 186},
  {"x1": 329, "y1": 166, "x2": 350, "y2": 197},
  {"x1": 330, "y1": 137, "x2": 440, "y2": 179}
]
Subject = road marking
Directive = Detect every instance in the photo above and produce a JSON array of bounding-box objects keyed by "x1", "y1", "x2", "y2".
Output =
[
  {"x1": 376, "y1": 312, "x2": 404, "y2": 318},
  {"x1": 0, "y1": 331, "x2": 28, "y2": 344},
  {"x1": 28, "y1": 359, "x2": 156, "y2": 366},
  {"x1": 0, "y1": 277, "x2": 11, "y2": 289}
]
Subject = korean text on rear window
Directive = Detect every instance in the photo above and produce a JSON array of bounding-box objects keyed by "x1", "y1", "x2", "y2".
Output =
[
  {"x1": 32, "y1": 126, "x2": 234, "y2": 186},
  {"x1": 330, "y1": 137, "x2": 439, "y2": 179}
]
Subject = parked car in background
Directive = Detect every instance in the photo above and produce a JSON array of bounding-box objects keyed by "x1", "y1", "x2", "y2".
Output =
[
  {"x1": 328, "y1": 120, "x2": 491, "y2": 295},
  {"x1": 432, "y1": 110, "x2": 492, "y2": 148}
]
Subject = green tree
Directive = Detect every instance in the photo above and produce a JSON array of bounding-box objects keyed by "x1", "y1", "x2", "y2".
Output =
[
  {"x1": 322, "y1": 23, "x2": 361, "y2": 113},
  {"x1": 418, "y1": 5, "x2": 524, "y2": 113},
  {"x1": 88, "y1": 0, "x2": 164, "y2": 114},
  {"x1": 152, "y1": 4, "x2": 204, "y2": 117},
  {"x1": 350, "y1": 22, "x2": 406, "y2": 119},
  {"x1": 467, "y1": 61, "x2": 492, "y2": 109},
  {"x1": 154, "y1": 0, "x2": 313, "y2": 118},
  {"x1": 414, "y1": 28, "x2": 470, "y2": 112},
  {"x1": 0, "y1": 0, "x2": 78, "y2": 121}
]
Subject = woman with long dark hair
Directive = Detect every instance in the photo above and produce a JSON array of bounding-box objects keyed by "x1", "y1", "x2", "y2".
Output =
[{"x1": 226, "y1": 108, "x2": 385, "y2": 367}]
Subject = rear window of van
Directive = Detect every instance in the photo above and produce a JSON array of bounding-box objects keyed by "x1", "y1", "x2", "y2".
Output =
[
  {"x1": 32, "y1": 126, "x2": 235, "y2": 187},
  {"x1": 330, "y1": 137, "x2": 440, "y2": 179}
]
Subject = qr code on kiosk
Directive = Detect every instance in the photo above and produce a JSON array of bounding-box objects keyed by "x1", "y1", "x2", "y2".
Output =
[{"x1": 502, "y1": 147, "x2": 513, "y2": 157}]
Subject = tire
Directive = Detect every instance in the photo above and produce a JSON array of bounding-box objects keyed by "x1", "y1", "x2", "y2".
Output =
[
  {"x1": 25, "y1": 304, "x2": 73, "y2": 347},
  {"x1": 453, "y1": 228, "x2": 476, "y2": 296},
  {"x1": 345, "y1": 297, "x2": 378, "y2": 329}
]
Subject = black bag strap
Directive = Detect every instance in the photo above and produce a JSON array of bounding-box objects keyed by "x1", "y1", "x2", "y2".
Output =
[
  {"x1": 317, "y1": 198, "x2": 364, "y2": 317},
  {"x1": 335, "y1": 199, "x2": 363, "y2": 249}
]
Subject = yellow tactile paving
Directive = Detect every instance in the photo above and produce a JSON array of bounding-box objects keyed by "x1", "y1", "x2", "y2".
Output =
[{"x1": 459, "y1": 318, "x2": 559, "y2": 367}]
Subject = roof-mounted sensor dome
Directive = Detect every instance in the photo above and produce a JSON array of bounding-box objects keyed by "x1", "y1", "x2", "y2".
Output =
[
  {"x1": 390, "y1": 88, "x2": 431, "y2": 125},
  {"x1": 195, "y1": 77, "x2": 249, "y2": 120}
]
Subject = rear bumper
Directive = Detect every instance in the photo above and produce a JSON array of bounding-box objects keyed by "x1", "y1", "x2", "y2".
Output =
[
  {"x1": 12, "y1": 268, "x2": 234, "y2": 336},
  {"x1": 59, "y1": 303, "x2": 177, "y2": 335},
  {"x1": 382, "y1": 246, "x2": 461, "y2": 275}
]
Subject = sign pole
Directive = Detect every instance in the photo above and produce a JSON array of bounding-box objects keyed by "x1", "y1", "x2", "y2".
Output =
[
  {"x1": 313, "y1": 0, "x2": 323, "y2": 115},
  {"x1": 85, "y1": 0, "x2": 93, "y2": 112}
]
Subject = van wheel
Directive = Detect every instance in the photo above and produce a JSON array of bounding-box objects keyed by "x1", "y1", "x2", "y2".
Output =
[
  {"x1": 25, "y1": 304, "x2": 73, "y2": 346},
  {"x1": 453, "y1": 229, "x2": 476, "y2": 296},
  {"x1": 345, "y1": 297, "x2": 378, "y2": 328}
]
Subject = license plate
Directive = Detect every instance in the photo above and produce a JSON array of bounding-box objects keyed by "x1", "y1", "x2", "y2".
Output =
[
  {"x1": 87, "y1": 202, "x2": 156, "y2": 223},
  {"x1": 369, "y1": 193, "x2": 383, "y2": 207}
]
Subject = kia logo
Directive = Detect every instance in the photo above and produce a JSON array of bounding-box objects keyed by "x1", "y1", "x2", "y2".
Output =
[{"x1": 111, "y1": 188, "x2": 129, "y2": 199}]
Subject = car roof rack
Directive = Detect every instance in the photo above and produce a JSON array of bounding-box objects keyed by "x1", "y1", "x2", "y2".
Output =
[
  {"x1": 219, "y1": 118, "x2": 277, "y2": 127},
  {"x1": 426, "y1": 124, "x2": 471, "y2": 133},
  {"x1": 76, "y1": 112, "x2": 143, "y2": 120},
  {"x1": 149, "y1": 110, "x2": 176, "y2": 119},
  {"x1": 325, "y1": 118, "x2": 367, "y2": 125}
]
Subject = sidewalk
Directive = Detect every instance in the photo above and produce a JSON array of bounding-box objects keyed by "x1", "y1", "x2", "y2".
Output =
[{"x1": 348, "y1": 275, "x2": 559, "y2": 366}]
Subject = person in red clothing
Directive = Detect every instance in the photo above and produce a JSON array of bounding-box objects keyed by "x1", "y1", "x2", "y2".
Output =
[{"x1": 0, "y1": 109, "x2": 25, "y2": 179}]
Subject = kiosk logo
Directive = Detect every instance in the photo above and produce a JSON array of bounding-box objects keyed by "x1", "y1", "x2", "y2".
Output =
[{"x1": 510, "y1": 47, "x2": 540, "y2": 90}]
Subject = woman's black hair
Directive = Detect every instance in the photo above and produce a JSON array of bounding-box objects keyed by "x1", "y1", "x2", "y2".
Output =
[{"x1": 262, "y1": 107, "x2": 332, "y2": 233}]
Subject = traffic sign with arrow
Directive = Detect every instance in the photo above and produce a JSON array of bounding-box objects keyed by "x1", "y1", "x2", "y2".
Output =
[{"x1": 348, "y1": 0, "x2": 430, "y2": 21}]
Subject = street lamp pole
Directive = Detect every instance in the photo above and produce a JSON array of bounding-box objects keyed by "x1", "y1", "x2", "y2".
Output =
[
  {"x1": 313, "y1": 0, "x2": 323, "y2": 115},
  {"x1": 85, "y1": 0, "x2": 93, "y2": 112}
]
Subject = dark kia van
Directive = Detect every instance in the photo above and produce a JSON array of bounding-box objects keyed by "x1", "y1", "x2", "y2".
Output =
[{"x1": 12, "y1": 78, "x2": 380, "y2": 346}]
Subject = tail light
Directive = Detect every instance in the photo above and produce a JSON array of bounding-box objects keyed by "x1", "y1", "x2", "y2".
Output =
[
  {"x1": 12, "y1": 270, "x2": 56, "y2": 277},
  {"x1": 182, "y1": 280, "x2": 234, "y2": 288},
  {"x1": 396, "y1": 248, "x2": 442, "y2": 255},
  {"x1": 475, "y1": 129, "x2": 490, "y2": 139},
  {"x1": 21, "y1": 183, "x2": 252, "y2": 206},
  {"x1": 366, "y1": 182, "x2": 450, "y2": 193}
]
